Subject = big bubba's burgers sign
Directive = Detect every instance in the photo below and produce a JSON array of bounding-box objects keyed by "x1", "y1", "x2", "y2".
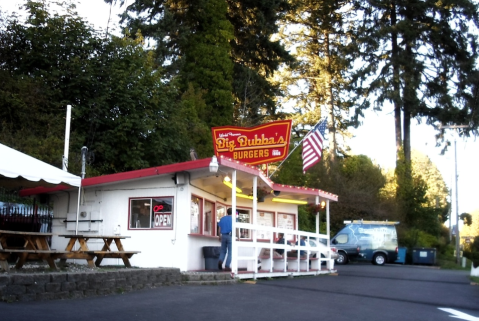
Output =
[{"x1": 211, "y1": 120, "x2": 292, "y2": 165}]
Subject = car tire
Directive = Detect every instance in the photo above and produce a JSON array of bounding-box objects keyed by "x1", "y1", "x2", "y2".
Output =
[
  {"x1": 373, "y1": 253, "x2": 386, "y2": 265},
  {"x1": 335, "y1": 251, "x2": 348, "y2": 265}
]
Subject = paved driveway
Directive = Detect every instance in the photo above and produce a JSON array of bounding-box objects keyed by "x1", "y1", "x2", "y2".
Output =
[{"x1": 1, "y1": 264, "x2": 478, "y2": 321}]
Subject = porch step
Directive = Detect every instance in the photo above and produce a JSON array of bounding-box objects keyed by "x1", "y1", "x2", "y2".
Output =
[{"x1": 181, "y1": 271, "x2": 238, "y2": 285}]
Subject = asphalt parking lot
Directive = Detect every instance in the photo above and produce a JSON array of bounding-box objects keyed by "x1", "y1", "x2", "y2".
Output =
[{"x1": 1, "y1": 263, "x2": 478, "y2": 321}]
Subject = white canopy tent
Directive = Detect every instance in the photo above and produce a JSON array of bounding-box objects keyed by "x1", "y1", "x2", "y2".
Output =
[
  {"x1": 0, "y1": 143, "x2": 81, "y2": 189},
  {"x1": 0, "y1": 143, "x2": 82, "y2": 234}
]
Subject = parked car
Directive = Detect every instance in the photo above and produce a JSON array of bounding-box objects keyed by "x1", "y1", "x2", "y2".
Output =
[
  {"x1": 308, "y1": 238, "x2": 339, "y2": 261},
  {"x1": 331, "y1": 220, "x2": 399, "y2": 265}
]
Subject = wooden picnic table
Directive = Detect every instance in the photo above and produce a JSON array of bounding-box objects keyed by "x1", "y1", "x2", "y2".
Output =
[
  {"x1": 59, "y1": 234, "x2": 140, "y2": 268},
  {"x1": 0, "y1": 229, "x2": 68, "y2": 271}
]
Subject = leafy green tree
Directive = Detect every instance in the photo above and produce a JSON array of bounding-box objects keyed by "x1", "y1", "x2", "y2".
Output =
[
  {"x1": 460, "y1": 213, "x2": 473, "y2": 227},
  {"x1": 272, "y1": 150, "x2": 390, "y2": 233},
  {"x1": 0, "y1": 1, "x2": 190, "y2": 175}
]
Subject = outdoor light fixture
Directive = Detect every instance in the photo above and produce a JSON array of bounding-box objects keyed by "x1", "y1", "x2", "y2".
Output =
[
  {"x1": 223, "y1": 175, "x2": 231, "y2": 182},
  {"x1": 272, "y1": 198, "x2": 308, "y2": 205},
  {"x1": 271, "y1": 190, "x2": 281, "y2": 196},
  {"x1": 209, "y1": 155, "x2": 219, "y2": 174},
  {"x1": 223, "y1": 179, "x2": 242, "y2": 193}
]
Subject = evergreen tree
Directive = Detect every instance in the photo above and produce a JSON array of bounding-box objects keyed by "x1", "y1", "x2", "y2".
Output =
[
  {"x1": 353, "y1": 0, "x2": 479, "y2": 165},
  {"x1": 176, "y1": 0, "x2": 234, "y2": 156},
  {"x1": 112, "y1": 0, "x2": 295, "y2": 132},
  {"x1": 278, "y1": 0, "x2": 358, "y2": 160}
]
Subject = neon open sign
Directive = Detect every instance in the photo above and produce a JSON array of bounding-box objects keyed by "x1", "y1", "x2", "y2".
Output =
[
  {"x1": 153, "y1": 205, "x2": 164, "y2": 212},
  {"x1": 154, "y1": 212, "x2": 172, "y2": 228}
]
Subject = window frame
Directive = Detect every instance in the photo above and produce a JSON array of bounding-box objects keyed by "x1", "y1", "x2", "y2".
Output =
[
  {"x1": 190, "y1": 194, "x2": 203, "y2": 234},
  {"x1": 128, "y1": 196, "x2": 174, "y2": 230},
  {"x1": 190, "y1": 195, "x2": 218, "y2": 236},
  {"x1": 203, "y1": 199, "x2": 215, "y2": 236}
]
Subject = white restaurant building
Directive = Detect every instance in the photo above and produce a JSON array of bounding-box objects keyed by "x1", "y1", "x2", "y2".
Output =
[{"x1": 24, "y1": 156, "x2": 338, "y2": 279}]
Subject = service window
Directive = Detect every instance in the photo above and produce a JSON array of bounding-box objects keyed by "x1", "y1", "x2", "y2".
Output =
[
  {"x1": 129, "y1": 197, "x2": 173, "y2": 230},
  {"x1": 216, "y1": 204, "x2": 227, "y2": 236},
  {"x1": 203, "y1": 200, "x2": 215, "y2": 236},
  {"x1": 236, "y1": 208, "x2": 251, "y2": 239}
]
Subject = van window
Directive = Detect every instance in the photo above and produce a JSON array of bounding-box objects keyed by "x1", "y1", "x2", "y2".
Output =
[{"x1": 336, "y1": 234, "x2": 348, "y2": 244}]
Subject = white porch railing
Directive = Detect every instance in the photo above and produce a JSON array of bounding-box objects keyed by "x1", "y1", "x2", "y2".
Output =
[{"x1": 231, "y1": 222, "x2": 336, "y2": 279}]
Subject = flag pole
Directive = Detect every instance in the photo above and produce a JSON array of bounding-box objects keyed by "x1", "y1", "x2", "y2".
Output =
[{"x1": 268, "y1": 119, "x2": 323, "y2": 178}]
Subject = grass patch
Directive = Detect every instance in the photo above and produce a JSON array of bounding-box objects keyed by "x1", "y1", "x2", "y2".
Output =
[{"x1": 436, "y1": 253, "x2": 470, "y2": 270}]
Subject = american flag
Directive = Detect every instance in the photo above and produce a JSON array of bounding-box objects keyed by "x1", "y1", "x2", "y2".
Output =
[{"x1": 302, "y1": 119, "x2": 328, "y2": 173}]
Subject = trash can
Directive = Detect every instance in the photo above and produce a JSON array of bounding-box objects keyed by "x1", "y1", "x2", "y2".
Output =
[
  {"x1": 395, "y1": 247, "x2": 407, "y2": 264},
  {"x1": 202, "y1": 246, "x2": 221, "y2": 270},
  {"x1": 412, "y1": 247, "x2": 436, "y2": 265}
]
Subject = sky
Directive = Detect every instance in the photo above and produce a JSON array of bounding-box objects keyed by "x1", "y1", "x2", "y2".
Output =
[{"x1": 2, "y1": 0, "x2": 478, "y2": 221}]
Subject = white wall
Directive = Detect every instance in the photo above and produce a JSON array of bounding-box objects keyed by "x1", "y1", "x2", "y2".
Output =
[{"x1": 51, "y1": 175, "x2": 299, "y2": 271}]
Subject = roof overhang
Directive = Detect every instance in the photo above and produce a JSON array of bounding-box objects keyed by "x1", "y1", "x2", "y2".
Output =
[{"x1": 20, "y1": 156, "x2": 338, "y2": 204}]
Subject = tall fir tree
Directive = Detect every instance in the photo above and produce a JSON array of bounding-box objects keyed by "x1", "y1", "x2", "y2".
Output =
[
  {"x1": 278, "y1": 0, "x2": 357, "y2": 159},
  {"x1": 112, "y1": 0, "x2": 294, "y2": 133}
]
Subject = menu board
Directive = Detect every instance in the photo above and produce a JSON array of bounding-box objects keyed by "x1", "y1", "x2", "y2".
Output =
[
  {"x1": 277, "y1": 213, "x2": 295, "y2": 241},
  {"x1": 257, "y1": 212, "x2": 273, "y2": 239}
]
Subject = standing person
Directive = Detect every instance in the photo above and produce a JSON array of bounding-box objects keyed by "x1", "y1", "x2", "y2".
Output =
[{"x1": 218, "y1": 208, "x2": 233, "y2": 271}]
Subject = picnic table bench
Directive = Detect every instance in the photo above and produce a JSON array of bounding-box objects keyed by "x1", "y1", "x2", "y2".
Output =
[
  {"x1": 0, "y1": 229, "x2": 64, "y2": 271},
  {"x1": 59, "y1": 234, "x2": 140, "y2": 268}
]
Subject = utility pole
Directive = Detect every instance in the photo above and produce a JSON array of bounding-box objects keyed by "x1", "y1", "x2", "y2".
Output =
[
  {"x1": 63, "y1": 105, "x2": 72, "y2": 171},
  {"x1": 440, "y1": 123, "x2": 469, "y2": 264}
]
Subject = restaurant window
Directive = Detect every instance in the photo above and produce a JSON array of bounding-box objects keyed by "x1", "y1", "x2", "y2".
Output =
[
  {"x1": 203, "y1": 200, "x2": 215, "y2": 236},
  {"x1": 130, "y1": 197, "x2": 173, "y2": 230},
  {"x1": 216, "y1": 204, "x2": 227, "y2": 236},
  {"x1": 236, "y1": 208, "x2": 251, "y2": 239},
  {"x1": 190, "y1": 195, "x2": 202, "y2": 234}
]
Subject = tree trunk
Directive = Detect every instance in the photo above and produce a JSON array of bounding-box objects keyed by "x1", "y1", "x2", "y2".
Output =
[
  {"x1": 402, "y1": 43, "x2": 413, "y2": 179},
  {"x1": 391, "y1": 0, "x2": 402, "y2": 165},
  {"x1": 325, "y1": 32, "x2": 336, "y2": 161}
]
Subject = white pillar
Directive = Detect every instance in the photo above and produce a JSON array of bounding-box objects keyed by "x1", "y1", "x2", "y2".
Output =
[
  {"x1": 231, "y1": 170, "x2": 237, "y2": 273},
  {"x1": 252, "y1": 176, "x2": 258, "y2": 275}
]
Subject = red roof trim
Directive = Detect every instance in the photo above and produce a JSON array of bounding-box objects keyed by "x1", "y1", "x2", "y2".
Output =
[
  {"x1": 19, "y1": 157, "x2": 338, "y2": 201},
  {"x1": 19, "y1": 184, "x2": 73, "y2": 197},
  {"x1": 82, "y1": 158, "x2": 211, "y2": 187}
]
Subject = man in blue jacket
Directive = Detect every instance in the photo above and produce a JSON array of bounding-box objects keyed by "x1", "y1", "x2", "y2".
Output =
[{"x1": 218, "y1": 208, "x2": 233, "y2": 271}]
